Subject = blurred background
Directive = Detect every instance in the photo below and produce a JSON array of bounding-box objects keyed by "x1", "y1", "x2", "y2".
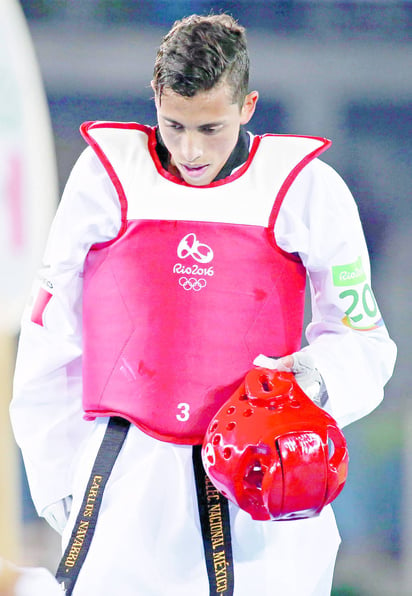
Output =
[{"x1": 2, "y1": 1, "x2": 411, "y2": 594}]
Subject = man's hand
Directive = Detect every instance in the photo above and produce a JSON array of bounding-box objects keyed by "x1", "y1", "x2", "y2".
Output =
[{"x1": 253, "y1": 351, "x2": 328, "y2": 407}]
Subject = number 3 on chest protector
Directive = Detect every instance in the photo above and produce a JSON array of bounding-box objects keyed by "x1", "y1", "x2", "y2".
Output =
[{"x1": 176, "y1": 402, "x2": 190, "y2": 421}]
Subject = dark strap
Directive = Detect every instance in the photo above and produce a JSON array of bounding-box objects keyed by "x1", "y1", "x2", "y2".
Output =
[
  {"x1": 56, "y1": 417, "x2": 130, "y2": 595},
  {"x1": 193, "y1": 445, "x2": 235, "y2": 596}
]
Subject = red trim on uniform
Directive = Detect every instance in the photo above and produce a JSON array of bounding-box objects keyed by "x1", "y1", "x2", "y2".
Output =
[
  {"x1": 147, "y1": 126, "x2": 261, "y2": 188},
  {"x1": 31, "y1": 288, "x2": 53, "y2": 326},
  {"x1": 266, "y1": 134, "x2": 332, "y2": 258},
  {"x1": 80, "y1": 121, "x2": 152, "y2": 245}
]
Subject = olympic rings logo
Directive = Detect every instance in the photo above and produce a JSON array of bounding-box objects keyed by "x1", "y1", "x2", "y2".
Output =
[{"x1": 179, "y1": 277, "x2": 207, "y2": 291}]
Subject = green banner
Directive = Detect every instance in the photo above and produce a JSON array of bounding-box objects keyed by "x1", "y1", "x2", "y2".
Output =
[{"x1": 332, "y1": 256, "x2": 366, "y2": 287}]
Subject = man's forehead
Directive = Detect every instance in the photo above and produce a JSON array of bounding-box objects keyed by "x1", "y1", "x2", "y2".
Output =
[{"x1": 156, "y1": 84, "x2": 240, "y2": 120}]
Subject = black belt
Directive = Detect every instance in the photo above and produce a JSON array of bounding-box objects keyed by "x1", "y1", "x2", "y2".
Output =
[
  {"x1": 56, "y1": 419, "x2": 234, "y2": 595},
  {"x1": 193, "y1": 445, "x2": 235, "y2": 596},
  {"x1": 55, "y1": 417, "x2": 130, "y2": 594}
]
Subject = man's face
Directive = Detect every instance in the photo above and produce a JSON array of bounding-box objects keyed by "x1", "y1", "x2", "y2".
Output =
[{"x1": 154, "y1": 82, "x2": 258, "y2": 186}]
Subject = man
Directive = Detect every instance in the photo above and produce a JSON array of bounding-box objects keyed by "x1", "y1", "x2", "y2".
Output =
[{"x1": 11, "y1": 13, "x2": 396, "y2": 595}]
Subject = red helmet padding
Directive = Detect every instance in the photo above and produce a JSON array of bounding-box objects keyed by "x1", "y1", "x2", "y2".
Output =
[{"x1": 202, "y1": 368, "x2": 349, "y2": 521}]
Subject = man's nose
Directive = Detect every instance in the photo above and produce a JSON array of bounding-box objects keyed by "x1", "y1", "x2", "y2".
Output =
[{"x1": 181, "y1": 132, "x2": 202, "y2": 163}]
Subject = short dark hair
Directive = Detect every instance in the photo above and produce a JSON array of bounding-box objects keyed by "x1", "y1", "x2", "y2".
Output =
[{"x1": 153, "y1": 14, "x2": 250, "y2": 106}]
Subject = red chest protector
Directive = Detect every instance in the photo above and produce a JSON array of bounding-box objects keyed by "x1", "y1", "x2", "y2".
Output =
[
  {"x1": 82, "y1": 219, "x2": 306, "y2": 443},
  {"x1": 80, "y1": 121, "x2": 331, "y2": 444}
]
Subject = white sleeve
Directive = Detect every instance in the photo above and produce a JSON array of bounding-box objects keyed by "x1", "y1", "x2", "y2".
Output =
[
  {"x1": 274, "y1": 158, "x2": 397, "y2": 428},
  {"x1": 10, "y1": 147, "x2": 121, "y2": 515}
]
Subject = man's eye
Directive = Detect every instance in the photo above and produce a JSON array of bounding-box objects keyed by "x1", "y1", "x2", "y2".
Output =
[
  {"x1": 201, "y1": 126, "x2": 219, "y2": 135},
  {"x1": 168, "y1": 123, "x2": 183, "y2": 131}
]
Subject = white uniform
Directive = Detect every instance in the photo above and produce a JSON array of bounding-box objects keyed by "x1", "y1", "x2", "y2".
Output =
[{"x1": 10, "y1": 127, "x2": 396, "y2": 596}]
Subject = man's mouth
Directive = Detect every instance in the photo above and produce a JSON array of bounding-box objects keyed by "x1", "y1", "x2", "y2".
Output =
[{"x1": 181, "y1": 164, "x2": 209, "y2": 179}]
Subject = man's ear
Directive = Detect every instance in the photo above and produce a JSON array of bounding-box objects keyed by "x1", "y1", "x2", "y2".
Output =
[{"x1": 240, "y1": 90, "x2": 259, "y2": 125}]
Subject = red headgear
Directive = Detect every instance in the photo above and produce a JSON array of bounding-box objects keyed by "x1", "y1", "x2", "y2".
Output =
[{"x1": 202, "y1": 368, "x2": 348, "y2": 521}]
